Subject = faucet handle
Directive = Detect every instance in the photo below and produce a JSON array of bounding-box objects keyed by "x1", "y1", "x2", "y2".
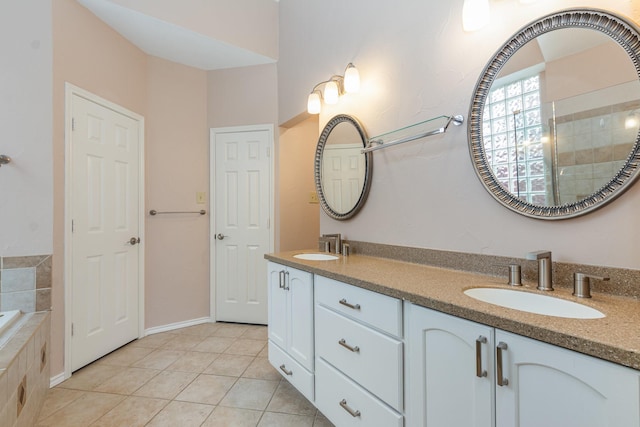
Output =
[{"x1": 573, "y1": 272, "x2": 610, "y2": 298}]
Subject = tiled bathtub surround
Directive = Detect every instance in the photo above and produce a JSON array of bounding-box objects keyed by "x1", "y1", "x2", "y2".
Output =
[
  {"x1": 0, "y1": 311, "x2": 51, "y2": 427},
  {"x1": 0, "y1": 255, "x2": 52, "y2": 312},
  {"x1": 347, "y1": 240, "x2": 640, "y2": 299}
]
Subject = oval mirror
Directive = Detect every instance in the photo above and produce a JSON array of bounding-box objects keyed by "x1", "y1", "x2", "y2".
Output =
[
  {"x1": 315, "y1": 114, "x2": 372, "y2": 220},
  {"x1": 468, "y1": 9, "x2": 640, "y2": 219}
]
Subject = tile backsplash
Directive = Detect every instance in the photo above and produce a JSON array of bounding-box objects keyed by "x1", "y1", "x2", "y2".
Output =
[{"x1": 0, "y1": 256, "x2": 52, "y2": 312}]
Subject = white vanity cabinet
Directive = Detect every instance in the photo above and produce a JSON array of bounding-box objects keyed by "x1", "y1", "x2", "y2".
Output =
[
  {"x1": 405, "y1": 302, "x2": 640, "y2": 427},
  {"x1": 314, "y1": 275, "x2": 404, "y2": 427},
  {"x1": 267, "y1": 262, "x2": 314, "y2": 401}
]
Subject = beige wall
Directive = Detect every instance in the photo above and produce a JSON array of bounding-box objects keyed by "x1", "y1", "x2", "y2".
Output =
[
  {"x1": 52, "y1": 0, "x2": 210, "y2": 379},
  {"x1": 52, "y1": 0, "x2": 149, "y2": 379},
  {"x1": 145, "y1": 56, "x2": 209, "y2": 328},
  {"x1": 0, "y1": 0, "x2": 52, "y2": 257},
  {"x1": 279, "y1": 116, "x2": 320, "y2": 251}
]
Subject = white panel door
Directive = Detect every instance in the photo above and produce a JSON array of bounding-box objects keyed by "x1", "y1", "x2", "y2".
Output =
[
  {"x1": 70, "y1": 93, "x2": 142, "y2": 371},
  {"x1": 212, "y1": 126, "x2": 272, "y2": 324},
  {"x1": 321, "y1": 143, "x2": 366, "y2": 213}
]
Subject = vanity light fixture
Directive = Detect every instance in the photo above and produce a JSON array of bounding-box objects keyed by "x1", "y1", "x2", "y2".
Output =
[
  {"x1": 625, "y1": 111, "x2": 639, "y2": 130},
  {"x1": 306, "y1": 63, "x2": 360, "y2": 114}
]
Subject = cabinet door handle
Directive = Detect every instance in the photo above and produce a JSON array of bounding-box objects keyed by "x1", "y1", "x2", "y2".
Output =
[
  {"x1": 339, "y1": 298, "x2": 361, "y2": 310},
  {"x1": 339, "y1": 399, "x2": 361, "y2": 417},
  {"x1": 338, "y1": 338, "x2": 360, "y2": 353},
  {"x1": 278, "y1": 270, "x2": 285, "y2": 289},
  {"x1": 496, "y1": 342, "x2": 509, "y2": 386},
  {"x1": 476, "y1": 335, "x2": 488, "y2": 378},
  {"x1": 279, "y1": 364, "x2": 293, "y2": 376},
  {"x1": 284, "y1": 271, "x2": 290, "y2": 290}
]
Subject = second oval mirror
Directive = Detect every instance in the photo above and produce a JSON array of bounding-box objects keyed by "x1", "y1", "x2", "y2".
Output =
[
  {"x1": 315, "y1": 114, "x2": 372, "y2": 220},
  {"x1": 469, "y1": 9, "x2": 640, "y2": 219}
]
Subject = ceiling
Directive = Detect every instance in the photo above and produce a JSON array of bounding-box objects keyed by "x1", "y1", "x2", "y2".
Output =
[{"x1": 76, "y1": 0, "x2": 276, "y2": 71}]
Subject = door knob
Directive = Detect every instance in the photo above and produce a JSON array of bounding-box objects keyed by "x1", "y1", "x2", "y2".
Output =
[
  {"x1": 216, "y1": 233, "x2": 226, "y2": 240},
  {"x1": 128, "y1": 237, "x2": 140, "y2": 245}
]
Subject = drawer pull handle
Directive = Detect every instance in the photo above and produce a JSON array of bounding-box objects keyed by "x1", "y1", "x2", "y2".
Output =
[
  {"x1": 339, "y1": 298, "x2": 361, "y2": 310},
  {"x1": 283, "y1": 271, "x2": 290, "y2": 290},
  {"x1": 476, "y1": 335, "x2": 488, "y2": 378},
  {"x1": 339, "y1": 399, "x2": 361, "y2": 417},
  {"x1": 338, "y1": 338, "x2": 360, "y2": 353},
  {"x1": 278, "y1": 270, "x2": 285, "y2": 289},
  {"x1": 279, "y1": 364, "x2": 293, "y2": 376},
  {"x1": 496, "y1": 342, "x2": 509, "y2": 387}
]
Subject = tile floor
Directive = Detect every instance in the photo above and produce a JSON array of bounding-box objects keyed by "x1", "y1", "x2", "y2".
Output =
[{"x1": 36, "y1": 323, "x2": 334, "y2": 426}]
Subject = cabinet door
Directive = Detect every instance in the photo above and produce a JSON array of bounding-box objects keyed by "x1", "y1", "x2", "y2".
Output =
[
  {"x1": 405, "y1": 303, "x2": 494, "y2": 427},
  {"x1": 495, "y1": 330, "x2": 640, "y2": 427},
  {"x1": 288, "y1": 267, "x2": 314, "y2": 370},
  {"x1": 267, "y1": 262, "x2": 287, "y2": 350}
]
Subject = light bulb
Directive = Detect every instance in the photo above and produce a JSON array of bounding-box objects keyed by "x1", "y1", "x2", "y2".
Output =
[
  {"x1": 462, "y1": 0, "x2": 490, "y2": 32},
  {"x1": 625, "y1": 112, "x2": 639, "y2": 129},
  {"x1": 307, "y1": 92, "x2": 321, "y2": 114},
  {"x1": 344, "y1": 64, "x2": 360, "y2": 93},
  {"x1": 323, "y1": 80, "x2": 339, "y2": 104}
]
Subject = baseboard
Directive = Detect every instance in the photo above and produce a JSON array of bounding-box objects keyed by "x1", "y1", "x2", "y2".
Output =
[
  {"x1": 50, "y1": 372, "x2": 66, "y2": 388},
  {"x1": 144, "y1": 316, "x2": 213, "y2": 336}
]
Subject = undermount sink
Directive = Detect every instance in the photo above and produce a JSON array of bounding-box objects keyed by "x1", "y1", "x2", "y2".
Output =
[
  {"x1": 464, "y1": 287, "x2": 605, "y2": 319},
  {"x1": 293, "y1": 253, "x2": 339, "y2": 261}
]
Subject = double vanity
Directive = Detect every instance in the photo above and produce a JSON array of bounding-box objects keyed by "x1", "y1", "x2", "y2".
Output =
[{"x1": 266, "y1": 249, "x2": 640, "y2": 427}]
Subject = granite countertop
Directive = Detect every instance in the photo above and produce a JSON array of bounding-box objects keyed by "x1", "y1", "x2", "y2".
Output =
[{"x1": 266, "y1": 250, "x2": 640, "y2": 371}]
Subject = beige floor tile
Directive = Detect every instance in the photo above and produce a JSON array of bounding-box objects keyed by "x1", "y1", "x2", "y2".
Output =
[
  {"x1": 97, "y1": 345, "x2": 155, "y2": 367},
  {"x1": 94, "y1": 367, "x2": 160, "y2": 395},
  {"x1": 224, "y1": 339, "x2": 266, "y2": 356},
  {"x1": 129, "y1": 332, "x2": 176, "y2": 349},
  {"x1": 212, "y1": 323, "x2": 250, "y2": 338},
  {"x1": 36, "y1": 391, "x2": 125, "y2": 426},
  {"x1": 202, "y1": 406, "x2": 262, "y2": 427},
  {"x1": 204, "y1": 354, "x2": 254, "y2": 377},
  {"x1": 266, "y1": 380, "x2": 316, "y2": 416},
  {"x1": 132, "y1": 349, "x2": 186, "y2": 370},
  {"x1": 241, "y1": 325, "x2": 268, "y2": 340},
  {"x1": 313, "y1": 411, "x2": 335, "y2": 427},
  {"x1": 57, "y1": 364, "x2": 123, "y2": 391},
  {"x1": 147, "y1": 400, "x2": 215, "y2": 427},
  {"x1": 37, "y1": 388, "x2": 85, "y2": 421},
  {"x1": 161, "y1": 334, "x2": 205, "y2": 350},
  {"x1": 257, "y1": 345, "x2": 269, "y2": 358},
  {"x1": 219, "y1": 378, "x2": 279, "y2": 411},
  {"x1": 91, "y1": 396, "x2": 168, "y2": 427},
  {"x1": 133, "y1": 370, "x2": 198, "y2": 399},
  {"x1": 242, "y1": 357, "x2": 281, "y2": 381},
  {"x1": 175, "y1": 323, "x2": 221, "y2": 337},
  {"x1": 194, "y1": 336, "x2": 236, "y2": 353},
  {"x1": 165, "y1": 351, "x2": 220, "y2": 373},
  {"x1": 175, "y1": 374, "x2": 237, "y2": 405},
  {"x1": 258, "y1": 411, "x2": 315, "y2": 427}
]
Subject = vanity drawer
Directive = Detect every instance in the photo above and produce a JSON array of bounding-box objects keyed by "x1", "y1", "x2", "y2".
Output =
[
  {"x1": 315, "y1": 275, "x2": 402, "y2": 337},
  {"x1": 268, "y1": 341, "x2": 314, "y2": 402},
  {"x1": 316, "y1": 358, "x2": 403, "y2": 427},
  {"x1": 316, "y1": 305, "x2": 403, "y2": 411}
]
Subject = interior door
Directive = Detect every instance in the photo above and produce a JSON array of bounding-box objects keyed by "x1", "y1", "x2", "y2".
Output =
[
  {"x1": 69, "y1": 92, "x2": 143, "y2": 371},
  {"x1": 212, "y1": 126, "x2": 272, "y2": 324}
]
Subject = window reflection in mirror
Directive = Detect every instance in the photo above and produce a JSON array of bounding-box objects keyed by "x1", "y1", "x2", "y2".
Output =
[{"x1": 486, "y1": 28, "x2": 640, "y2": 207}]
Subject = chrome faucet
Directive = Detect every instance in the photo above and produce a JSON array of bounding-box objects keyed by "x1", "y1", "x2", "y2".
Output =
[
  {"x1": 321, "y1": 233, "x2": 342, "y2": 254},
  {"x1": 526, "y1": 250, "x2": 553, "y2": 291}
]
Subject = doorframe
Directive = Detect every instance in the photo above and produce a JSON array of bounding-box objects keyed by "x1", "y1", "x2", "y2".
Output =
[
  {"x1": 63, "y1": 83, "x2": 146, "y2": 379},
  {"x1": 209, "y1": 124, "x2": 275, "y2": 321}
]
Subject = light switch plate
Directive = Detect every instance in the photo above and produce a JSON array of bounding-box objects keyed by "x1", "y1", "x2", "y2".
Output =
[
  {"x1": 309, "y1": 192, "x2": 319, "y2": 204},
  {"x1": 196, "y1": 192, "x2": 206, "y2": 204}
]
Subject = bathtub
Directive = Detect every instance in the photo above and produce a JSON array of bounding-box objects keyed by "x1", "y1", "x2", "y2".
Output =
[{"x1": 0, "y1": 310, "x2": 21, "y2": 336}]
